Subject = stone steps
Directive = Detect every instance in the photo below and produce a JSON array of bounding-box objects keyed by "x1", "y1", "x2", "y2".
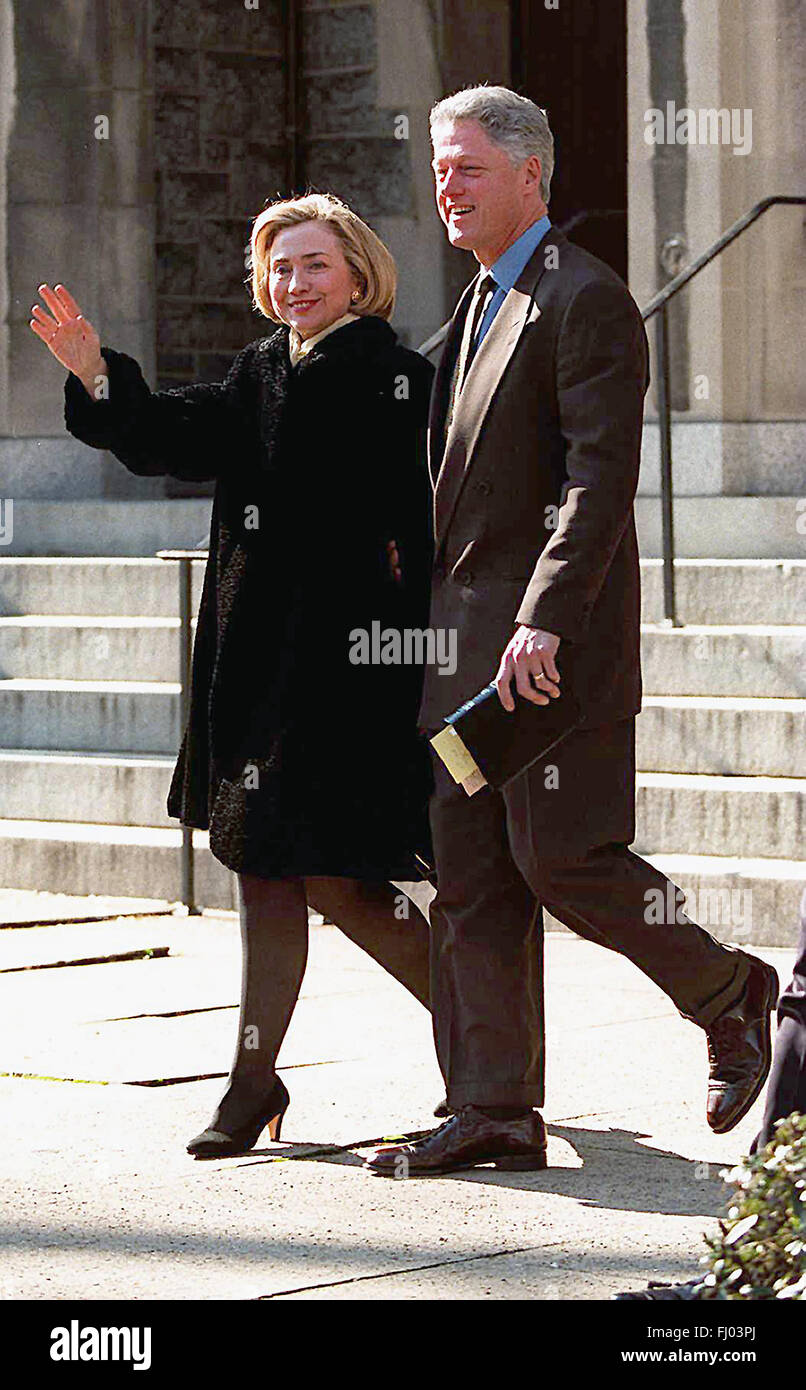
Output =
[
  {"x1": 1, "y1": 681, "x2": 801, "y2": 776},
  {"x1": 0, "y1": 750, "x2": 176, "y2": 827},
  {"x1": 632, "y1": 772, "x2": 806, "y2": 861},
  {"x1": 640, "y1": 625, "x2": 806, "y2": 698},
  {"x1": 0, "y1": 558, "x2": 205, "y2": 617},
  {"x1": 2, "y1": 496, "x2": 806, "y2": 557},
  {"x1": 0, "y1": 617, "x2": 182, "y2": 682},
  {"x1": 640, "y1": 560, "x2": 806, "y2": 625},
  {"x1": 0, "y1": 680, "x2": 181, "y2": 753},
  {"x1": 0, "y1": 554, "x2": 803, "y2": 944},
  {"x1": 3, "y1": 615, "x2": 806, "y2": 696},
  {"x1": 638, "y1": 696, "x2": 805, "y2": 777},
  {"x1": 1, "y1": 816, "x2": 799, "y2": 945},
  {"x1": 2, "y1": 751, "x2": 803, "y2": 863},
  {"x1": 634, "y1": 496, "x2": 806, "y2": 559},
  {"x1": 3, "y1": 557, "x2": 806, "y2": 622},
  {"x1": 1, "y1": 501, "x2": 212, "y2": 557},
  {"x1": 0, "y1": 817, "x2": 236, "y2": 910}
]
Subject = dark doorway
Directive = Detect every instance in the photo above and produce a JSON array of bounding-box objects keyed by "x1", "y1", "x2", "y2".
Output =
[{"x1": 511, "y1": 0, "x2": 628, "y2": 280}]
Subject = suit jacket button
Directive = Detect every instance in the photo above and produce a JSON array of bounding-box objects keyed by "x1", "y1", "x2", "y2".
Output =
[
  {"x1": 459, "y1": 570, "x2": 473, "y2": 586},
  {"x1": 477, "y1": 480, "x2": 492, "y2": 495}
]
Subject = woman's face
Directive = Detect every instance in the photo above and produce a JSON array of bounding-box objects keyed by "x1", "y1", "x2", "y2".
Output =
[{"x1": 268, "y1": 222, "x2": 360, "y2": 339}]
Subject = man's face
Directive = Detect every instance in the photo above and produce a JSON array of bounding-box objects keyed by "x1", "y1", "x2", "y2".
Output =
[{"x1": 431, "y1": 119, "x2": 541, "y2": 264}]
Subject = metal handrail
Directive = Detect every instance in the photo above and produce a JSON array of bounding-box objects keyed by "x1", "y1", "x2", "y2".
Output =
[
  {"x1": 641, "y1": 196, "x2": 806, "y2": 319},
  {"x1": 419, "y1": 195, "x2": 806, "y2": 623},
  {"x1": 157, "y1": 549, "x2": 207, "y2": 913},
  {"x1": 641, "y1": 196, "x2": 806, "y2": 624}
]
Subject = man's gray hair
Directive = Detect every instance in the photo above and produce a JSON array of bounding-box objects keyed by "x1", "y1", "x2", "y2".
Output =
[{"x1": 430, "y1": 85, "x2": 555, "y2": 204}]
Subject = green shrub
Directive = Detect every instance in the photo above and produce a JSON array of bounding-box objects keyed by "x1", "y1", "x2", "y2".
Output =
[{"x1": 697, "y1": 1111, "x2": 806, "y2": 1300}]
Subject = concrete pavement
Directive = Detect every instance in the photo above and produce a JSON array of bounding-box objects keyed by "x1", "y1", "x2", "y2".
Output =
[{"x1": 0, "y1": 889, "x2": 795, "y2": 1301}]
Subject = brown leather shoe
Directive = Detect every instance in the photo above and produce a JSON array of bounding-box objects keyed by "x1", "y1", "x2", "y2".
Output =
[
  {"x1": 364, "y1": 1106, "x2": 548, "y2": 1176},
  {"x1": 706, "y1": 954, "x2": 779, "y2": 1134}
]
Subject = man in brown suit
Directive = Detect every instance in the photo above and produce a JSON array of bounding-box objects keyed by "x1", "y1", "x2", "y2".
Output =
[{"x1": 367, "y1": 86, "x2": 778, "y2": 1177}]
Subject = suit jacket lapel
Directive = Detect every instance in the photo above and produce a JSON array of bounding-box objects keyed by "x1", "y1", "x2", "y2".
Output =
[
  {"x1": 432, "y1": 227, "x2": 564, "y2": 556},
  {"x1": 427, "y1": 276, "x2": 478, "y2": 489}
]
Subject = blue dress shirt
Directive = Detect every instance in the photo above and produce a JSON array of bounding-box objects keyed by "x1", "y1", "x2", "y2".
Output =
[{"x1": 474, "y1": 214, "x2": 552, "y2": 349}]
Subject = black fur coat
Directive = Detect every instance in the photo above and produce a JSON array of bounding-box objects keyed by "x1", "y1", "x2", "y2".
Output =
[{"x1": 64, "y1": 316, "x2": 436, "y2": 879}]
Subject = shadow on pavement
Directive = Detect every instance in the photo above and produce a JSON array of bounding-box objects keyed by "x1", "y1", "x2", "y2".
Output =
[{"x1": 216, "y1": 1123, "x2": 730, "y2": 1218}]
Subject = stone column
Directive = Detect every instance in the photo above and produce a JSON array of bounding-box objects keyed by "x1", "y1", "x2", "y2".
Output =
[
  {"x1": 374, "y1": 0, "x2": 445, "y2": 347},
  {"x1": 629, "y1": 0, "x2": 806, "y2": 505},
  {"x1": 1, "y1": 0, "x2": 157, "y2": 503},
  {"x1": 298, "y1": 0, "x2": 427, "y2": 343},
  {"x1": 435, "y1": 0, "x2": 511, "y2": 317},
  {"x1": 152, "y1": 0, "x2": 284, "y2": 393},
  {"x1": 0, "y1": 0, "x2": 13, "y2": 447}
]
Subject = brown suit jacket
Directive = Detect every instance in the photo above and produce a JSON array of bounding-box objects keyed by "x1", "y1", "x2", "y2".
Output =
[{"x1": 419, "y1": 225, "x2": 650, "y2": 732}]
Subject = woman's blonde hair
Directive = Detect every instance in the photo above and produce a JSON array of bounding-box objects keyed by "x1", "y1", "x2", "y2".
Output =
[{"x1": 248, "y1": 192, "x2": 396, "y2": 323}]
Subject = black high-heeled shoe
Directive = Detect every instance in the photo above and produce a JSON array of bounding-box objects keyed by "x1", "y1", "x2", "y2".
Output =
[{"x1": 186, "y1": 1076, "x2": 290, "y2": 1158}]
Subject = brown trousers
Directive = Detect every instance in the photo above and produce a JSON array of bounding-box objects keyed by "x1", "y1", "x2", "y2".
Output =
[{"x1": 428, "y1": 718, "x2": 750, "y2": 1109}]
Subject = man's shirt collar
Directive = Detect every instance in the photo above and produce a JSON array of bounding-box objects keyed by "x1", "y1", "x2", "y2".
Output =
[{"x1": 487, "y1": 214, "x2": 552, "y2": 292}]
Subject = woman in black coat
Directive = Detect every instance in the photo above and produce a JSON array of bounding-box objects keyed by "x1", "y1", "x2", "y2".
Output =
[{"x1": 31, "y1": 193, "x2": 436, "y2": 1157}]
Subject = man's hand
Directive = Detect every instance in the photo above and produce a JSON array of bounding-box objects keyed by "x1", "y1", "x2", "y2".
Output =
[{"x1": 494, "y1": 625, "x2": 561, "y2": 711}]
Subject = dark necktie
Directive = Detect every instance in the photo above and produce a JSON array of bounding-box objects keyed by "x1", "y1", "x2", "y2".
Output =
[
  {"x1": 456, "y1": 271, "x2": 496, "y2": 391},
  {"x1": 443, "y1": 272, "x2": 496, "y2": 444}
]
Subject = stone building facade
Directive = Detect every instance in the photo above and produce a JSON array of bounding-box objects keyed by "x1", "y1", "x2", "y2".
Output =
[
  {"x1": 629, "y1": 0, "x2": 806, "y2": 508},
  {"x1": 152, "y1": 1, "x2": 428, "y2": 394},
  {"x1": 0, "y1": 0, "x2": 449, "y2": 507},
  {"x1": 0, "y1": 0, "x2": 804, "y2": 539}
]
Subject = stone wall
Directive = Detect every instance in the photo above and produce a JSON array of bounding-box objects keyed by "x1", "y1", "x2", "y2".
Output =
[
  {"x1": 302, "y1": 2, "x2": 412, "y2": 228},
  {"x1": 1, "y1": 0, "x2": 158, "y2": 502},
  {"x1": 0, "y1": 0, "x2": 449, "y2": 508},
  {"x1": 152, "y1": 0, "x2": 285, "y2": 394},
  {"x1": 629, "y1": 0, "x2": 806, "y2": 430},
  {"x1": 152, "y1": 0, "x2": 437, "y2": 396}
]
